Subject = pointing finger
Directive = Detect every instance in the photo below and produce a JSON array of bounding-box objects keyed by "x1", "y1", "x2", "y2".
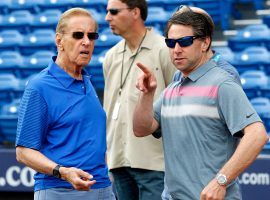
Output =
[{"x1": 136, "y1": 62, "x2": 151, "y2": 75}]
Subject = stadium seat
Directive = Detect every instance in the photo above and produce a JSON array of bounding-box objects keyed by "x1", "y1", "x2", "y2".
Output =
[
  {"x1": 0, "y1": 10, "x2": 33, "y2": 33},
  {"x1": 74, "y1": 0, "x2": 107, "y2": 13},
  {"x1": 8, "y1": 0, "x2": 43, "y2": 13},
  {"x1": 147, "y1": 0, "x2": 165, "y2": 7},
  {"x1": 0, "y1": 0, "x2": 11, "y2": 15},
  {"x1": 0, "y1": 74, "x2": 19, "y2": 106},
  {"x1": 240, "y1": 70, "x2": 268, "y2": 99},
  {"x1": 20, "y1": 51, "x2": 55, "y2": 78},
  {"x1": 213, "y1": 46, "x2": 235, "y2": 64},
  {"x1": 32, "y1": 9, "x2": 62, "y2": 30},
  {"x1": 38, "y1": 0, "x2": 76, "y2": 12},
  {"x1": 0, "y1": 30, "x2": 23, "y2": 52},
  {"x1": 94, "y1": 28, "x2": 121, "y2": 54},
  {"x1": 0, "y1": 98, "x2": 20, "y2": 144},
  {"x1": 20, "y1": 29, "x2": 56, "y2": 55},
  {"x1": 87, "y1": 8, "x2": 107, "y2": 31},
  {"x1": 250, "y1": 97, "x2": 270, "y2": 132},
  {"x1": 87, "y1": 51, "x2": 106, "y2": 90},
  {"x1": 0, "y1": 51, "x2": 23, "y2": 76},
  {"x1": 228, "y1": 24, "x2": 270, "y2": 52},
  {"x1": 145, "y1": 7, "x2": 168, "y2": 31},
  {"x1": 232, "y1": 46, "x2": 270, "y2": 74}
]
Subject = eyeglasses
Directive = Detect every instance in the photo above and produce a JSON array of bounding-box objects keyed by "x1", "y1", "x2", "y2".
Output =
[
  {"x1": 165, "y1": 36, "x2": 200, "y2": 48},
  {"x1": 71, "y1": 32, "x2": 99, "y2": 40},
  {"x1": 107, "y1": 8, "x2": 131, "y2": 15}
]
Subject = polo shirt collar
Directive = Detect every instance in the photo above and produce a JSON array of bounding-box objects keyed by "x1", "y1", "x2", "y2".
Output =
[
  {"x1": 188, "y1": 59, "x2": 217, "y2": 82},
  {"x1": 48, "y1": 56, "x2": 88, "y2": 88}
]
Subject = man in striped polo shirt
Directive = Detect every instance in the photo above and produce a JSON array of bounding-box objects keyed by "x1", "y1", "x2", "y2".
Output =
[{"x1": 133, "y1": 9, "x2": 269, "y2": 200}]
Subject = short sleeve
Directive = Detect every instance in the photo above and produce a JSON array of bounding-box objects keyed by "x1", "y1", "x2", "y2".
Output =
[
  {"x1": 16, "y1": 88, "x2": 49, "y2": 150},
  {"x1": 153, "y1": 91, "x2": 164, "y2": 124},
  {"x1": 217, "y1": 80, "x2": 261, "y2": 135}
]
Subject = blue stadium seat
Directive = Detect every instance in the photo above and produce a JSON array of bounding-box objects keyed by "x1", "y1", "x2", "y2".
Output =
[
  {"x1": 145, "y1": 7, "x2": 168, "y2": 31},
  {"x1": 0, "y1": 98, "x2": 20, "y2": 144},
  {"x1": 232, "y1": 46, "x2": 270, "y2": 74},
  {"x1": 147, "y1": 0, "x2": 165, "y2": 7},
  {"x1": 94, "y1": 28, "x2": 121, "y2": 54},
  {"x1": 228, "y1": 24, "x2": 270, "y2": 51},
  {"x1": 164, "y1": 0, "x2": 231, "y2": 30},
  {"x1": 0, "y1": 30, "x2": 23, "y2": 52},
  {"x1": 38, "y1": 0, "x2": 76, "y2": 12},
  {"x1": 240, "y1": 70, "x2": 268, "y2": 99},
  {"x1": 20, "y1": 29, "x2": 56, "y2": 55},
  {"x1": 250, "y1": 97, "x2": 270, "y2": 132},
  {"x1": 87, "y1": 8, "x2": 107, "y2": 31},
  {"x1": 32, "y1": 9, "x2": 62, "y2": 30},
  {"x1": 213, "y1": 46, "x2": 235, "y2": 64},
  {"x1": 0, "y1": 51, "x2": 23, "y2": 76},
  {"x1": 0, "y1": 10, "x2": 33, "y2": 33},
  {"x1": 8, "y1": 0, "x2": 43, "y2": 13},
  {"x1": 0, "y1": 0, "x2": 11, "y2": 15},
  {"x1": 20, "y1": 51, "x2": 55, "y2": 78},
  {"x1": 87, "y1": 51, "x2": 106, "y2": 90},
  {"x1": 74, "y1": 0, "x2": 107, "y2": 13},
  {"x1": 0, "y1": 74, "x2": 19, "y2": 106}
]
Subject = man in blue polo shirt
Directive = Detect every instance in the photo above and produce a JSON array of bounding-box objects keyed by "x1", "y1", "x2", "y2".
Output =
[
  {"x1": 133, "y1": 8, "x2": 269, "y2": 200},
  {"x1": 16, "y1": 8, "x2": 115, "y2": 200}
]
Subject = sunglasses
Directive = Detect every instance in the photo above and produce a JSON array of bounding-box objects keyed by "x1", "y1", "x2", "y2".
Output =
[
  {"x1": 107, "y1": 8, "x2": 131, "y2": 15},
  {"x1": 71, "y1": 32, "x2": 99, "y2": 40},
  {"x1": 165, "y1": 36, "x2": 200, "y2": 48}
]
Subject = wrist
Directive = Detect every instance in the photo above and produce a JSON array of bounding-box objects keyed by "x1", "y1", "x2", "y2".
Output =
[{"x1": 52, "y1": 164, "x2": 62, "y2": 179}]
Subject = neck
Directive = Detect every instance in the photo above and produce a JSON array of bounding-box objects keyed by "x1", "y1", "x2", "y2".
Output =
[
  {"x1": 55, "y1": 56, "x2": 83, "y2": 80},
  {"x1": 124, "y1": 26, "x2": 147, "y2": 52}
]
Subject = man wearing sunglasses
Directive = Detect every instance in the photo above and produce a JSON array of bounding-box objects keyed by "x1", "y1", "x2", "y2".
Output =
[
  {"x1": 133, "y1": 7, "x2": 268, "y2": 200},
  {"x1": 103, "y1": 0, "x2": 176, "y2": 200},
  {"x1": 16, "y1": 8, "x2": 115, "y2": 200}
]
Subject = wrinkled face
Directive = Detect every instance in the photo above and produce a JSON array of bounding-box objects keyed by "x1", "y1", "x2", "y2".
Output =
[
  {"x1": 105, "y1": 0, "x2": 134, "y2": 36},
  {"x1": 167, "y1": 24, "x2": 207, "y2": 76},
  {"x1": 57, "y1": 15, "x2": 96, "y2": 68}
]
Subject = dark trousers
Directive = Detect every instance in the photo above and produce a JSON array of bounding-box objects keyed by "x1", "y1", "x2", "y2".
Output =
[{"x1": 111, "y1": 167, "x2": 164, "y2": 200}]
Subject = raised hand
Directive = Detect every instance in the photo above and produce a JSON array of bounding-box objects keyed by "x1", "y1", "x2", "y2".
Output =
[{"x1": 136, "y1": 62, "x2": 157, "y2": 94}]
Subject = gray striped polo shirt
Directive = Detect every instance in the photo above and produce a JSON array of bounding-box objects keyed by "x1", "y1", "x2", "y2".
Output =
[{"x1": 154, "y1": 60, "x2": 261, "y2": 200}]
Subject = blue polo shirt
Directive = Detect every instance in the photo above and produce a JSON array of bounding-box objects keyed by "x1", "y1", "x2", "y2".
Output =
[{"x1": 16, "y1": 57, "x2": 110, "y2": 191}]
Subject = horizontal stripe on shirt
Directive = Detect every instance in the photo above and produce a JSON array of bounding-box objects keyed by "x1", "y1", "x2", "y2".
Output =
[
  {"x1": 164, "y1": 86, "x2": 218, "y2": 99},
  {"x1": 162, "y1": 104, "x2": 220, "y2": 119}
]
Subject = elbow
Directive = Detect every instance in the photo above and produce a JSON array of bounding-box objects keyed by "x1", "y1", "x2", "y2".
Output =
[{"x1": 16, "y1": 146, "x2": 25, "y2": 164}]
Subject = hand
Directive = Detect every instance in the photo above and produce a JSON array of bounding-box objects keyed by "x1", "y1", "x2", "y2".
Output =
[
  {"x1": 200, "y1": 178, "x2": 226, "y2": 200},
  {"x1": 136, "y1": 62, "x2": 157, "y2": 94},
  {"x1": 60, "y1": 167, "x2": 96, "y2": 191}
]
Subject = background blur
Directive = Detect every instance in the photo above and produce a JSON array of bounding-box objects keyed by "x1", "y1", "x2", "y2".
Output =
[{"x1": 0, "y1": 0, "x2": 270, "y2": 199}]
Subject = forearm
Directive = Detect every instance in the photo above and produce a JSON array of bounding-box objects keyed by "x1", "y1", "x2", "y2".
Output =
[
  {"x1": 16, "y1": 146, "x2": 57, "y2": 176},
  {"x1": 133, "y1": 92, "x2": 158, "y2": 137},
  {"x1": 219, "y1": 122, "x2": 269, "y2": 183}
]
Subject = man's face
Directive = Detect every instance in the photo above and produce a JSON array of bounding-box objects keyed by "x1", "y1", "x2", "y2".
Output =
[
  {"x1": 58, "y1": 15, "x2": 96, "y2": 68},
  {"x1": 105, "y1": 0, "x2": 134, "y2": 36},
  {"x1": 167, "y1": 24, "x2": 207, "y2": 76}
]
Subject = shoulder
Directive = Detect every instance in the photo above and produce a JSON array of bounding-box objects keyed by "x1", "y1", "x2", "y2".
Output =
[{"x1": 26, "y1": 68, "x2": 51, "y2": 92}]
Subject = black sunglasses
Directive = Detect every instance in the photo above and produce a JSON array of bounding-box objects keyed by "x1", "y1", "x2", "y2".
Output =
[
  {"x1": 165, "y1": 36, "x2": 200, "y2": 48},
  {"x1": 107, "y1": 8, "x2": 131, "y2": 15},
  {"x1": 71, "y1": 32, "x2": 99, "y2": 40}
]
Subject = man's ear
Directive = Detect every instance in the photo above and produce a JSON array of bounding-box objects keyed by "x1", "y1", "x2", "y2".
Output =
[
  {"x1": 132, "y1": 7, "x2": 141, "y2": 20},
  {"x1": 55, "y1": 33, "x2": 64, "y2": 51},
  {"x1": 202, "y1": 37, "x2": 211, "y2": 52}
]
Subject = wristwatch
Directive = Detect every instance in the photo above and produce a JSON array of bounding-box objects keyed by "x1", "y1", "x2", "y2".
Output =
[
  {"x1": 52, "y1": 164, "x2": 62, "y2": 179},
  {"x1": 216, "y1": 173, "x2": 227, "y2": 186}
]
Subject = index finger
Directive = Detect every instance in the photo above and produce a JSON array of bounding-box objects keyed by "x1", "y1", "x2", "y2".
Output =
[{"x1": 136, "y1": 62, "x2": 151, "y2": 75}]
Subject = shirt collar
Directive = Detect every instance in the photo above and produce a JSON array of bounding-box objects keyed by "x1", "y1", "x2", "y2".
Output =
[
  {"x1": 188, "y1": 59, "x2": 217, "y2": 82},
  {"x1": 117, "y1": 27, "x2": 154, "y2": 54},
  {"x1": 48, "y1": 56, "x2": 89, "y2": 88}
]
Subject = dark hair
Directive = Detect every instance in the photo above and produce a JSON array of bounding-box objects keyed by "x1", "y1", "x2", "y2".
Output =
[
  {"x1": 165, "y1": 11, "x2": 214, "y2": 51},
  {"x1": 120, "y1": 0, "x2": 148, "y2": 21}
]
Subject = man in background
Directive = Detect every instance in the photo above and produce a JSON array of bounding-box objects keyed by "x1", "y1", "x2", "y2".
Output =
[{"x1": 103, "y1": 0, "x2": 175, "y2": 199}]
